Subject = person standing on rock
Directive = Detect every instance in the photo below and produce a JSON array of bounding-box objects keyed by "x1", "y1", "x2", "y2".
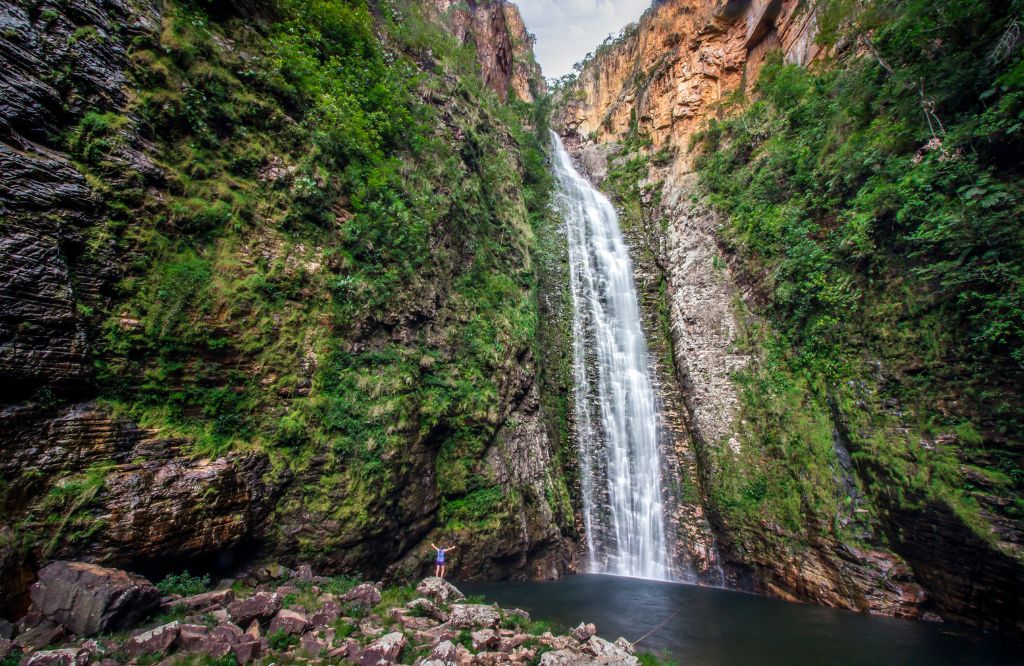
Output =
[{"x1": 431, "y1": 542, "x2": 456, "y2": 578}]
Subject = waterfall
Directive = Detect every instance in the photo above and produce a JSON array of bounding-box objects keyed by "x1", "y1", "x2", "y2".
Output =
[{"x1": 551, "y1": 131, "x2": 671, "y2": 581}]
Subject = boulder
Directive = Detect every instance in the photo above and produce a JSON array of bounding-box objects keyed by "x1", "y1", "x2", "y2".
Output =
[
  {"x1": 245, "y1": 620, "x2": 261, "y2": 640},
  {"x1": 506, "y1": 608, "x2": 530, "y2": 623},
  {"x1": 268, "y1": 608, "x2": 308, "y2": 636},
  {"x1": 571, "y1": 623, "x2": 596, "y2": 642},
  {"x1": 177, "y1": 624, "x2": 212, "y2": 651},
  {"x1": 474, "y1": 651, "x2": 514, "y2": 665},
  {"x1": 125, "y1": 621, "x2": 180, "y2": 657},
  {"x1": 358, "y1": 619, "x2": 385, "y2": 639},
  {"x1": 177, "y1": 589, "x2": 235, "y2": 612},
  {"x1": 499, "y1": 634, "x2": 530, "y2": 652},
  {"x1": 22, "y1": 647, "x2": 89, "y2": 666},
  {"x1": 341, "y1": 583, "x2": 382, "y2": 607},
  {"x1": 416, "y1": 577, "x2": 465, "y2": 604},
  {"x1": 582, "y1": 636, "x2": 628, "y2": 659},
  {"x1": 309, "y1": 600, "x2": 342, "y2": 627},
  {"x1": 227, "y1": 591, "x2": 282, "y2": 626},
  {"x1": 296, "y1": 564, "x2": 315, "y2": 583},
  {"x1": 429, "y1": 640, "x2": 460, "y2": 663},
  {"x1": 537, "y1": 650, "x2": 585, "y2": 666},
  {"x1": 297, "y1": 633, "x2": 326, "y2": 658},
  {"x1": 231, "y1": 639, "x2": 261, "y2": 664},
  {"x1": 613, "y1": 638, "x2": 634, "y2": 655},
  {"x1": 353, "y1": 631, "x2": 406, "y2": 666},
  {"x1": 471, "y1": 628, "x2": 500, "y2": 651},
  {"x1": 0, "y1": 619, "x2": 13, "y2": 639},
  {"x1": 200, "y1": 638, "x2": 233, "y2": 660},
  {"x1": 0, "y1": 638, "x2": 14, "y2": 660},
  {"x1": 406, "y1": 597, "x2": 449, "y2": 622},
  {"x1": 211, "y1": 623, "x2": 244, "y2": 643},
  {"x1": 29, "y1": 562, "x2": 160, "y2": 636},
  {"x1": 13, "y1": 622, "x2": 65, "y2": 651},
  {"x1": 449, "y1": 604, "x2": 500, "y2": 629}
]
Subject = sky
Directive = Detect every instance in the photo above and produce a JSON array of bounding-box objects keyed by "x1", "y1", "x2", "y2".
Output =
[{"x1": 515, "y1": 0, "x2": 652, "y2": 79}]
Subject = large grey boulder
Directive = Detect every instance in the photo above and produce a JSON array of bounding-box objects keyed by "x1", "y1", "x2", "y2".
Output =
[
  {"x1": 416, "y1": 577, "x2": 464, "y2": 604},
  {"x1": 340, "y1": 582, "x2": 382, "y2": 607},
  {"x1": 29, "y1": 562, "x2": 160, "y2": 636},
  {"x1": 352, "y1": 631, "x2": 406, "y2": 666},
  {"x1": 449, "y1": 604, "x2": 499, "y2": 629}
]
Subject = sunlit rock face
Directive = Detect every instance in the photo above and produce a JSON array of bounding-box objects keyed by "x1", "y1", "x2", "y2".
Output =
[
  {"x1": 559, "y1": 0, "x2": 819, "y2": 149},
  {"x1": 427, "y1": 0, "x2": 545, "y2": 102},
  {"x1": 551, "y1": 0, "x2": 934, "y2": 622},
  {"x1": 554, "y1": 0, "x2": 1024, "y2": 634}
]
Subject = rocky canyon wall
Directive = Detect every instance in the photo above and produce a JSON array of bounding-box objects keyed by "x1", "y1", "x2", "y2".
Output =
[
  {"x1": 0, "y1": 0, "x2": 573, "y2": 619},
  {"x1": 554, "y1": 0, "x2": 1024, "y2": 633}
]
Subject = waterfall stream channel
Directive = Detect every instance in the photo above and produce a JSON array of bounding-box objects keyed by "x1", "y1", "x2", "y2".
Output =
[{"x1": 551, "y1": 131, "x2": 671, "y2": 580}]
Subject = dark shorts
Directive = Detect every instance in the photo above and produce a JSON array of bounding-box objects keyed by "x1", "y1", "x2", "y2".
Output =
[{"x1": 436, "y1": 559, "x2": 445, "y2": 565}]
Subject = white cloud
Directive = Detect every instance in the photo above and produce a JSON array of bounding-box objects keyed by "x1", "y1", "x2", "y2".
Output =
[{"x1": 515, "y1": 0, "x2": 652, "y2": 79}]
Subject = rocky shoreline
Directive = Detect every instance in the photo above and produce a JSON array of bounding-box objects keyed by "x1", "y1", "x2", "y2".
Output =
[{"x1": 0, "y1": 562, "x2": 650, "y2": 666}]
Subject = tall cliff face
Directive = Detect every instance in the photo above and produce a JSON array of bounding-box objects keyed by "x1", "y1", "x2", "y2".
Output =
[
  {"x1": 555, "y1": 0, "x2": 1024, "y2": 633},
  {"x1": 0, "y1": 0, "x2": 573, "y2": 618},
  {"x1": 428, "y1": 0, "x2": 545, "y2": 102}
]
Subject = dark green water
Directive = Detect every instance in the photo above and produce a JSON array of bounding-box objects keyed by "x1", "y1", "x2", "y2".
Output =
[{"x1": 459, "y1": 574, "x2": 1022, "y2": 665}]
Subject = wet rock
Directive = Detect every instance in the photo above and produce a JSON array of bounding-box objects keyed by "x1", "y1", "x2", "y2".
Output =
[
  {"x1": 571, "y1": 623, "x2": 596, "y2": 642},
  {"x1": 353, "y1": 631, "x2": 406, "y2": 666},
  {"x1": 227, "y1": 591, "x2": 282, "y2": 626},
  {"x1": 471, "y1": 628, "x2": 500, "y2": 651},
  {"x1": 0, "y1": 619, "x2": 13, "y2": 639},
  {"x1": 268, "y1": 608, "x2": 308, "y2": 636},
  {"x1": 126, "y1": 621, "x2": 180, "y2": 658},
  {"x1": 0, "y1": 638, "x2": 13, "y2": 659},
  {"x1": 22, "y1": 647, "x2": 89, "y2": 666},
  {"x1": 449, "y1": 604, "x2": 500, "y2": 629},
  {"x1": 416, "y1": 577, "x2": 465, "y2": 604},
  {"x1": 341, "y1": 582, "x2": 382, "y2": 607},
  {"x1": 178, "y1": 589, "x2": 234, "y2": 612},
  {"x1": 29, "y1": 562, "x2": 159, "y2": 636}
]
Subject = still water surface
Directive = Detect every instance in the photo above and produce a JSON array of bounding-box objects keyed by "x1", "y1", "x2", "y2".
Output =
[{"x1": 459, "y1": 574, "x2": 1022, "y2": 665}]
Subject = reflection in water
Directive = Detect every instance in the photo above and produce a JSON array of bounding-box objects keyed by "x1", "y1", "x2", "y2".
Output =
[{"x1": 459, "y1": 575, "x2": 1022, "y2": 666}]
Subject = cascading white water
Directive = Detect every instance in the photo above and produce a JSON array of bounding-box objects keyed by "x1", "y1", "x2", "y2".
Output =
[{"x1": 551, "y1": 131, "x2": 671, "y2": 581}]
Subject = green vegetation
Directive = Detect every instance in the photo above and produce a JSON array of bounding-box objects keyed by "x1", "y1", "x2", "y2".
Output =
[
  {"x1": 156, "y1": 571, "x2": 211, "y2": 597},
  {"x1": 267, "y1": 628, "x2": 299, "y2": 651},
  {"x1": 20, "y1": 0, "x2": 574, "y2": 567},
  {"x1": 693, "y1": 0, "x2": 1024, "y2": 547}
]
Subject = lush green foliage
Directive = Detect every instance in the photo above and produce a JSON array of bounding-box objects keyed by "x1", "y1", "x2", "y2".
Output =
[
  {"x1": 45, "y1": 0, "x2": 572, "y2": 565},
  {"x1": 156, "y1": 570, "x2": 211, "y2": 597},
  {"x1": 694, "y1": 0, "x2": 1024, "y2": 542}
]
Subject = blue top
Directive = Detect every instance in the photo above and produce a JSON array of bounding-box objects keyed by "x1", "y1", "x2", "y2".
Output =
[{"x1": 436, "y1": 548, "x2": 446, "y2": 563}]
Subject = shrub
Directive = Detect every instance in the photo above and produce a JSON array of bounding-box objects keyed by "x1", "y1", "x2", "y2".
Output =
[{"x1": 156, "y1": 571, "x2": 211, "y2": 597}]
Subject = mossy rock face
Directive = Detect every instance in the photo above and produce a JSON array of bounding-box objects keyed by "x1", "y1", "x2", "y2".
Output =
[{"x1": 0, "y1": 0, "x2": 575, "y2": 608}]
